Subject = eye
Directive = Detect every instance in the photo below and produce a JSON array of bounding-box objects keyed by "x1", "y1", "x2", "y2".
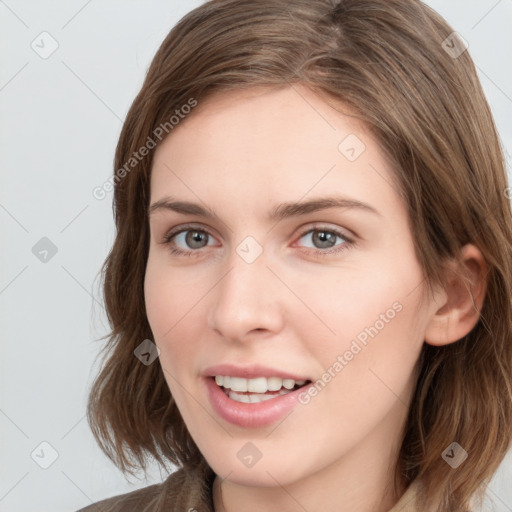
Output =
[
  {"x1": 159, "y1": 223, "x2": 355, "y2": 257},
  {"x1": 294, "y1": 225, "x2": 354, "y2": 256},
  {"x1": 160, "y1": 224, "x2": 218, "y2": 256}
]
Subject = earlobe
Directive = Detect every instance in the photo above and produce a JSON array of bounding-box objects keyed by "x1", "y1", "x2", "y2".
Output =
[{"x1": 424, "y1": 244, "x2": 488, "y2": 347}]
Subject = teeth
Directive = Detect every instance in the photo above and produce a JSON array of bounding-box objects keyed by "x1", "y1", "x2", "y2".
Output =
[
  {"x1": 214, "y1": 375, "x2": 307, "y2": 393},
  {"x1": 267, "y1": 377, "x2": 283, "y2": 391},
  {"x1": 228, "y1": 388, "x2": 293, "y2": 403},
  {"x1": 282, "y1": 378, "x2": 296, "y2": 390}
]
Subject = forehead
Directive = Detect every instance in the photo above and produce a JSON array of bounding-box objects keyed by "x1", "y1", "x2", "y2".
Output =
[{"x1": 150, "y1": 85, "x2": 404, "y2": 223}]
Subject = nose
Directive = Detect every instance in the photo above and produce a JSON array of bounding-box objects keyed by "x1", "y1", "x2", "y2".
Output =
[{"x1": 207, "y1": 245, "x2": 285, "y2": 343}]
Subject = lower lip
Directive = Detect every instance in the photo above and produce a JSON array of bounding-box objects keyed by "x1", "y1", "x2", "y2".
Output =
[{"x1": 204, "y1": 377, "x2": 311, "y2": 429}]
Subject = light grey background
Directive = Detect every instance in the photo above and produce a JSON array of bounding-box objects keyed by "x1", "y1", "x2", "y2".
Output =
[{"x1": 1, "y1": 1, "x2": 511, "y2": 511}]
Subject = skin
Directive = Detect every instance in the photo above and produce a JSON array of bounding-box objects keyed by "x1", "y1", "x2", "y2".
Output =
[{"x1": 144, "y1": 85, "x2": 487, "y2": 512}]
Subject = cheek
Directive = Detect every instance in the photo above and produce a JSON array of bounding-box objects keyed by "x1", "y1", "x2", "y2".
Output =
[
  {"x1": 300, "y1": 258, "x2": 426, "y2": 385},
  {"x1": 144, "y1": 259, "x2": 182, "y2": 365},
  {"x1": 144, "y1": 254, "x2": 193, "y2": 338},
  {"x1": 144, "y1": 257, "x2": 207, "y2": 381},
  {"x1": 144, "y1": 264, "x2": 170, "y2": 340},
  {"x1": 296, "y1": 265, "x2": 406, "y2": 344}
]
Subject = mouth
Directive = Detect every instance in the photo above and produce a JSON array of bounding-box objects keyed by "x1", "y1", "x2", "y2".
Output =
[
  {"x1": 204, "y1": 375, "x2": 315, "y2": 428},
  {"x1": 211, "y1": 375, "x2": 313, "y2": 404}
]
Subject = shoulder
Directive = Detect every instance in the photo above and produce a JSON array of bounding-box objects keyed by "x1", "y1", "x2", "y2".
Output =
[
  {"x1": 391, "y1": 479, "x2": 474, "y2": 512},
  {"x1": 389, "y1": 479, "x2": 420, "y2": 512},
  {"x1": 76, "y1": 462, "x2": 214, "y2": 512},
  {"x1": 75, "y1": 475, "x2": 174, "y2": 512}
]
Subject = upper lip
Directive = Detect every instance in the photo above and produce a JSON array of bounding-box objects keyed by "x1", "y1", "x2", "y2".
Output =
[{"x1": 202, "y1": 363, "x2": 311, "y2": 381}]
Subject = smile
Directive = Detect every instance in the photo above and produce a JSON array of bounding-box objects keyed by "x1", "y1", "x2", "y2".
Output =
[{"x1": 205, "y1": 376, "x2": 313, "y2": 428}]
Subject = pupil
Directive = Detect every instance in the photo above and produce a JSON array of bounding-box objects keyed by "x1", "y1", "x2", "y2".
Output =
[
  {"x1": 314, "y1": 230, "x2": 335, "y2": 248},
  {"x1": 186, "y1": 231, "x2": 206, "y2": 248}
]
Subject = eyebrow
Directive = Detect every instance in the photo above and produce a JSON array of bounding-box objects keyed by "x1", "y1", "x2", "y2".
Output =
[{"x1": 148, "y1": 195, "x2": 382, "y2": 221}]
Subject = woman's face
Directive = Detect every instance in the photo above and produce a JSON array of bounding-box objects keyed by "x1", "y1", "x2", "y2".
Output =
[{"x1": 145, "y1": 85, "x2": 437, "y2": 489}]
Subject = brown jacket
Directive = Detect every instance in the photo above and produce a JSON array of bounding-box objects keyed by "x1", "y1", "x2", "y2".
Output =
[{"x1": 76, "y1": 459, "x2": 421, "y2": 512}]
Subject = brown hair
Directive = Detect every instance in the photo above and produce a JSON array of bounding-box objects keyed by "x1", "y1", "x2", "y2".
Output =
[{"x1": 87, "y1": 1, "x2": 512, "y2": 510}]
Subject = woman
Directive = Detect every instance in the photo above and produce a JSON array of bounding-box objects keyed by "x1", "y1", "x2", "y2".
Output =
[{"x1": 79, "y1": 1, "x2": 512, "y2": 510}]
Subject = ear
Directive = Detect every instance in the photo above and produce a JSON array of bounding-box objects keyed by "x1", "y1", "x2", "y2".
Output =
[{"x1": 424, "y1": 244, "x2": 488, "y2": 347}]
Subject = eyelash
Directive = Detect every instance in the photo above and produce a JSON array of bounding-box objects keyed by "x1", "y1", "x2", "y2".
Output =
[{"x1": 160, "y1": 223, "x2": 356, "y2": 258}]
